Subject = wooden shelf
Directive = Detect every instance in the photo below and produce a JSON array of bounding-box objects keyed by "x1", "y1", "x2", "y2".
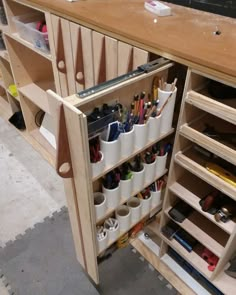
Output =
[
  {"x1": 6, "y1": 32, "x2": 52, "y2": 61},
  {"x1": 169, "y1": 182, "x2": 235, "y2": 235},
  {"x1": 165, "y1": 208, "x2": 229, "y2": 258},
  {"x1": 0, "y1": 49, "x2": 9, "y2": 62},
  {"x1": 175, "y1": 150, "x2": 236, "y2": 201},
  {"x1": 186, "y1": 90, "x2": 236, "y2": 126},
  {"x1": 96, "y1": 169, "x2": 167, "y2": 224},
  {"x1": 19, "y1": 81, "x2": 55, "y2": 114},
  {"x1": 160, "y1": 233, "x2": 212, "y2": 279},
  {"x1": 93, "y1": 128, "x2": 174, "y2": 182},
  {"x1": 179, "y1": 115, "x2": 236, "y2": 166},
  {"x1": 6, "y1": 88, "x2": 19, "y2": 102},
  {"x1": 97, "y1": 203, "x2": 162, "y2": 255}
]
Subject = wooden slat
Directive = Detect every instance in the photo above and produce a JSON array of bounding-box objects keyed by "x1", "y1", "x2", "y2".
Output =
[
  {"x1": 92, "y1": 31, "x2": 105, "y2": 85},
  {"x1": 169, "y1": 182, "x2": 235, "y2": 235},
  {"x1": 105, "y1": 36, "x2": 118, "y2": 80},
  {"x1": 179, "y1": 124, "x2": 236, "y2": 166},
  {"x1": 118, "y1": 41, "x2": 132, "y2": 75},
  {"x1": 186, "y1": 91, "x2": 236, "y2": 126},
  {"x1": 133, "y1": 47, "x2": 149, "y2": 69},
  {"x1": 175, "y1": 152, "x2": 236, "y2": 201}
]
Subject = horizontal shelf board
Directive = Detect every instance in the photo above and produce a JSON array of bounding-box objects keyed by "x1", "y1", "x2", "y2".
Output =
[
  {"x1": 169, "y1": 182, "x2": 235, "y2": 235},
  {"x1": 160, "y1": 233, "x2": 212, "y2": 279},
  {"x1": 93, "y1": 128, "x2": 174, "y2": 182},
  {"x1": 180, "y1": 124, "x2": 236, "y2": 166},
  {"x1": 186, "y1": 90, "x2": 236, "y2": 126},
  {"x1": 97, "y1": 203, "x2": 162, "y2": 255},
  {"x1": 96, "y1": 169, "x2": 167, "y2": 224},
  {"x1": 165, "y1": 208, "x2": 228, "y2": 258},
  {"x1": 0, "y1": 49, "x2": 9, "y2": 62},
  {"x1": 175, "y1": 152, "x2": 236, "y2": 201},
  {"x1": 19, "y1": 81, "x2": 55, "y2": 114},
  {"x1": 7, "y1": 32, "x2": 52, "y2": 61},
  {"x1": 213, "y1": 267, "x2": 236, "y2": 295},
  {"x1": 6, "y1": 89, "x2": 20, "y2": 102}
]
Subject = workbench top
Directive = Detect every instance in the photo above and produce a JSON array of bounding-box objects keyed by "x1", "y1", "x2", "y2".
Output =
[{"x1": 25, "y1": 0, "x2": 236, "y2": 79}]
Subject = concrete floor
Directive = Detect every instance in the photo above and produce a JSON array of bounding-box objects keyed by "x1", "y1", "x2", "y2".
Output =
[{"x1": 0, "y1": 116, "x2": 177, "y2": 295}]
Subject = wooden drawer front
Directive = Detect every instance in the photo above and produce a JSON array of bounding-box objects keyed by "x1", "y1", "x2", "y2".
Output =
[
  {"x1": 51, "y1": 15, "x2": 75, "y2": 97},
  {"x1": 70, "y1": 22, "x2": 94, "y2": 92}
]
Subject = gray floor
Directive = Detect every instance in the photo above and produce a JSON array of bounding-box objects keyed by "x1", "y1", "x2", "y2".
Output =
[{"x1": 0, "y1": 117, "x2": 177, "y2": 295}]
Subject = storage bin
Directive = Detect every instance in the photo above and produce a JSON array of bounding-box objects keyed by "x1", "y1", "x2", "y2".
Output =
[
  {"x1": 12, "y1": 13, "x2": 43, "y2": 43},
  {"x1": 115, "y1": 205, "x2": 131, "y2": 232},
  {"x1": 131, "y1": 165, "x2": 145, "y2": 193},
  {"x1": 27, "y1": 22, "x2": 49, "y2": 53},
  {"x1": 102, "y1": 184, "x2": 121, "y2": 209},
  {"x1": 94, "y1": 192, "x2": 107, "y2": 221},
  {"x1": 100, "y1": 132, "x2": 121, "y2": 167},
  {"x1": 144, "y1": 159, "x2": 156, "y2": 184},
  {"x1": 127, "y1": 197, "x2": 141, "y2": 223},
  {"x1": 151, "y1": 190, "x2": 162, "y2": 207},
  {"x1": 141, "y1": 194, "x2": 153, "y2": 215}
]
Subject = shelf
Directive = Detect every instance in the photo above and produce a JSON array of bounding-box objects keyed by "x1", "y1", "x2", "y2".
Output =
[
  {"x1": 97, "y1": 202, "x2": 162, "y2": 255},
  {"x1": 93, "y1": 128, "x2": 174, "y2": 182},
  {"x1": 213, "y1": 267, "x2": 236, "y2": 295},
  {"x1": 96, "y1": 169, "x2": 167, "y2": 224},
  {"x1": 165, "y1": 208, "x2": 229, "y2": 257},
  {"x1": 6, "y1": 32, "x2": 52, "y2": 61},
  {"x1": 160, "y1": 233, "x2": 212, "y2": 279},
  {"x1": 179, "y1": 112, "x2": 236, "y2": 166},
  {"x1": 19, "y1": 81, "x2": 54, "y2": 114},
  {"x1": 0, "y1": 79, "x2": 5, "y2": 89},
  {"x1": 6, "y1": 88, "x2": 19, "y2": 101},
  {"x1": 169, "y1": 182, "x2": 235, "y2": 235},
  {"x1": 175, "y1": 149, "x2": 236, "y2": 201},
  {"x1": 0, "y1": 49, "x2": 9, "y2": 62},
  {"x1": 186, "y1": 90, "x2": 236, "y2": 126}
]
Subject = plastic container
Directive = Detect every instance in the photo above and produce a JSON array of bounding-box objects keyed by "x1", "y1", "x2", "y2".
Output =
[
  {"x1": 12, "y1": 13, "x2": 43, "y2": 43},
  {"x1": 120, "y1": 127, "x2": 135, "y2": 158},
  {"x1": 94, "y1": 192, "x2": 107, "y2": 221},
  {"x1": 120, "y1": 175, "x2": 133, "y2": 202},
  {"x1": 27, "y1": 22, "x2": 49, "y2": 53},
  {"x1": 148, "y1": 114, "x2": 161, "y2": 141},
  {"x1": 97, "y1": 228, "x2": 108, "y2": 253},
  {"x1": 127, "y1": 197, "x2": 141, "y2": 223},
  {"x1": 134, "y1": 123, "x2": 149, "y2": 149},
  {"x1": 100, "y1": 132, "x2": 121, "y2": 167},
  {"x1": 156, "y1": 153, "x2": 168, "y2": 177},
  {"x1": 91, "y1": 151, "x2": 105, "y2": 178},
  {"x1": 141, "y1": 194, "x2": 153, "y2": 215},
  {"x1": 115, "y1": 205, "x2": 131, "y2": 232},
  {"x1": 102, "y1": 184, "x2": 121, "y2": 209},
  {"x1": 104, "y1": 218, "x2": 120, "y2": 242},
  {"x1": 131, "y1": 165, "x2": 145, "y2": 193},
  {"x1": 144, "y1": 159, "x2": 156, "y2": 184},
  {"x1": 151, "y1": 190, "x2": 162, "y2": 207}
]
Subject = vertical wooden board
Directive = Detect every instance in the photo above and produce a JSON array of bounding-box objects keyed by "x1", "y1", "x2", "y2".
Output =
[
  {"x1": 70, "y1": 23, "x2": 94, "y2": 92},
  {"x1": 105, "y1": 36, "x2": 118, "y2": 80},
  {"x1": 47, "y1": 90, "x2": 86, "y2": 269},
  {"x1": 133, "y1": 47, "x2": 149, "y2": 69},
  {"x1": 118, "y1": 41, "x2": 132, "y2": 75},
  {"x1": 63, "y1": 102, "x2": 99, "y2": 284},
  {"x1": 92, "y1": 31, "x2": 104, "y2": 85},
  {"x1": 45, "y1": 12, "x2": 61, "y2": 96},
  {"x1": 81, "y1": 26, "x2": 94, "y2": 89}
]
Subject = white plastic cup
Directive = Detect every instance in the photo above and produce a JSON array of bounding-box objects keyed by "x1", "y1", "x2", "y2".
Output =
[
  {"x1": 156, "y1": 153, "x2": 168, "y2": 177},
  {"x1": 102, "y1": 185, "x2": 121, "y2": 209},
  {"x1": 97, "y1": 230, "x2": 108, "y2": 253},
  {"x1": 148, "y1": 115, "x2": 162, "y2": 141},
  {"x1": 94, "y1": 192, "x2": 107, "y2": 221},
  {"x1": 120, "y1": 176, "x2": 133, "y2": 201},
  {"x1": 115, "y1": 205, "x2": 131, "y2": 232},
  {"x1": 127, "y1": 197, "x2": 141, "y2": 223},
  {"x1": 151, "y1": 190, "x2": 162, "y2": 208},
  {"x1": 132, "y1": 165, "x2": 145, "y2": 193},
  {"x1": 120, "y1": 127, "x2": 135, "y2": 158},
  {"x1": 144, "y1": 159, "x2": 157, "y2": 184},
  {"x1": 100, "y1": 132, "x2": 121, "y2": 167},
  {"x1": 91, "y1": 151, "x2": 105, "y2": 178},
  {"x1": 104, "y1": 218, "x2": 120, "y2": 242},
  {"x1": 134, "y1": 123, "x2": 149, "y2": 149},
  {"x1": 158, "y1": 85, "x2": 177, "y2": 134},
  {"x1": 141, "y1": 195, "x2": 153, "y2": 216}
]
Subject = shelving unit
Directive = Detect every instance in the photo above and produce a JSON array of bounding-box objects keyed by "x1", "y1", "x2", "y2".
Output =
[{"x1": 158, "y1": 68, "x2": 236, "y2": 294}]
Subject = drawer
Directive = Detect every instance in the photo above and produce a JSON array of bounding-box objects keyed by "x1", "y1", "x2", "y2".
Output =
[{"x1": 47, "y1": 57, "x2": 175, "y2": 284}]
